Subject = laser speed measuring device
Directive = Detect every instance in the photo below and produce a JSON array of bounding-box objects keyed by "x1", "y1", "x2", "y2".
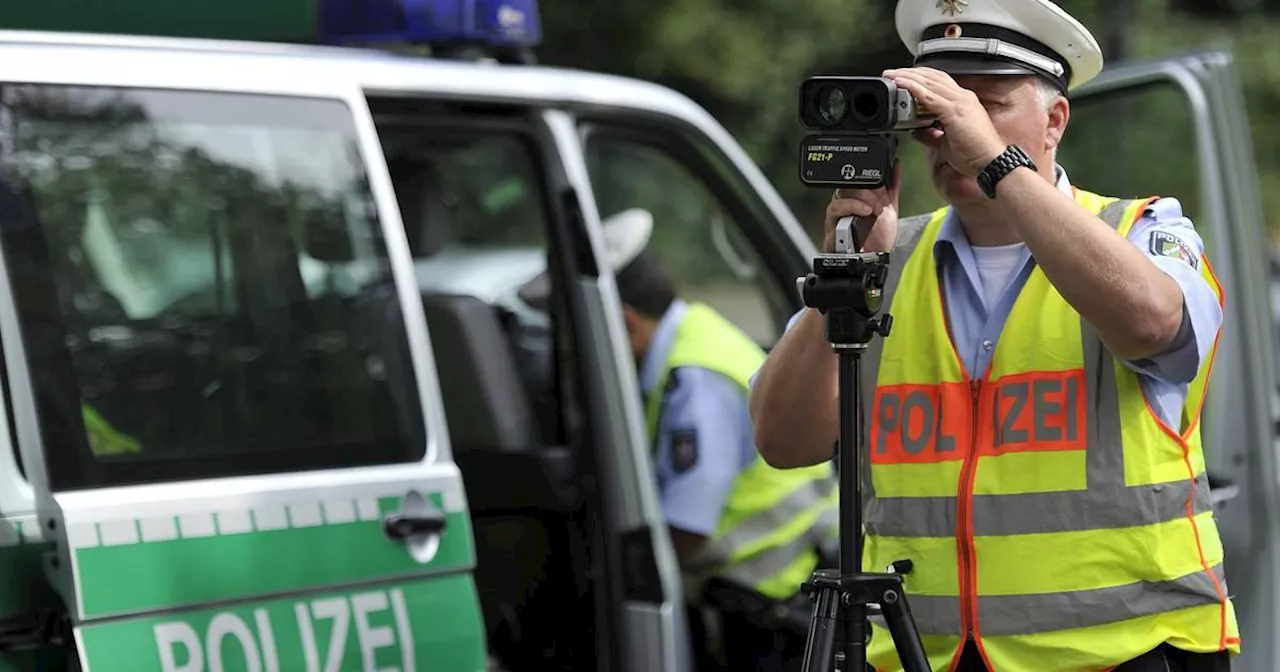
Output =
[{"x1": 797, "y1": 76, "x2": 936, "y2": 190}]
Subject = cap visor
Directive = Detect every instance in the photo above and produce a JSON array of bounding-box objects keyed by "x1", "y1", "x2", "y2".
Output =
[{"x1": 914, "y1": 55, "x2": 1041, "y2": 79}]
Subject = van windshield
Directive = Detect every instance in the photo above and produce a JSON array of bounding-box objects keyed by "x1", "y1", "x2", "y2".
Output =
[{"x1": 0, "y1": 85, "x2": 426, "y2": 491}]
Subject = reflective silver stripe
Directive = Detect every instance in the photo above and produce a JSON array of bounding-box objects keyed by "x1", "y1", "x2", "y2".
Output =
[
  {"x1": 866, "y1": 473, "x2": 1212, "y2": 537},
  {"x1": 889, "y1": 564, "x2": 1227, "y2": 637},
  {"x1": 813, "y1": 473, "x2": 837, "y2": 499},
  {"x1": 685, "y1": 477, "x2": 836, "y2": 572},
  {"x1": 717, "y1": 536, "x2": 817, "y2": 588},
  {"x1": 806, "y1": 495, "x2": 839, "y2": 546}
]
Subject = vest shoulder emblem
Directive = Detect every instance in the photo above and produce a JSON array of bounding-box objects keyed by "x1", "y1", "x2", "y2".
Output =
[
  {"x1": 1149, "y1": 229, "x2": 1200, "y2": 269},
  {"x1": 670, "y1": 428, "x2": 698, "y2": 474}
]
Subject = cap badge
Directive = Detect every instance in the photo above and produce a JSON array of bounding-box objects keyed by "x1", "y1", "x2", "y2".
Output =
[
  {"x1": 944, "y1": 23, "x2": 963, "y2": 38},
  {"x1": 937, "y1": 0, "x2": 969, "y2": 16}
]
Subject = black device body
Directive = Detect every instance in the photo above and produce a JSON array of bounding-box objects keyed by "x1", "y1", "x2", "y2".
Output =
[
  {"x1": 798, "y1": 76, "x2": 936, "y2": 190},
  {"x1": 794, "y1": 77, "x2": 933, "y2": 672}
]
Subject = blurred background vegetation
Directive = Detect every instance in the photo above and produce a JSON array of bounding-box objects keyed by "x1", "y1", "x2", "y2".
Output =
[{"x1": 537, "y1": 0, "x2": 1280, "y2": 252}]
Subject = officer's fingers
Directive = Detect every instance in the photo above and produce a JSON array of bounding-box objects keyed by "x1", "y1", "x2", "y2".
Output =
[
  {"x1": 888, "y1": 71, "x2": 958, "y2": 115},
  {"x1": 829, "y1": 190, "x2": 877, "y2": 212},
  {"x1": 912, "y1": 127, "x2": 944, "y2": 146},
  {"x1": 826, "y1": 196, "x2": 876, "y2": 221},
  {"x1": 835, "y1": 186, "x2": 893, "y2": 211},
  {"x1": 860, "y1": 187, "x2": 896, "y2": 214}
]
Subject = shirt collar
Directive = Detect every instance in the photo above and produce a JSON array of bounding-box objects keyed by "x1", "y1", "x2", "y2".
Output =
[
  {"x1": 639, "y1": 298, "x2": 689, "y2": 395},
  {"x1": 935, "y1": 163, "x2": 1074, "y2": 255}
]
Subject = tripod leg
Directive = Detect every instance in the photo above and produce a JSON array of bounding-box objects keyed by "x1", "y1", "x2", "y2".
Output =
[
  {"x1": 878, "y1": 589, "x2": 932, "y2": 672},
  {"x1": 844, "y1": 606, "x2": 868, "y2": 672},
  {"x1": 801, "y1": 586, "x2": 840, "y2": 672}
]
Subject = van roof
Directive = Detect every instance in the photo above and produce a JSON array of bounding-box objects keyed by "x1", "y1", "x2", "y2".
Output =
[{"x1": 0, "y1": 29, "x2": 707, "y2": 120}]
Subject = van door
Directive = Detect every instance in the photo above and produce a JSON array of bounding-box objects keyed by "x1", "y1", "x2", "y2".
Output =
[
  {"x1": 0, "y1": 79, "x2": 486, "y2": 670},
  {"x1": 0, "y1": 359, "x2": 58, "y2": 669},
  {"x1": 362, "y1": 95, "x2": 642, "y2": 672},
  {"x1": 568, "y1": 109, "x2": 821, "y2": 669},
  {"x1": 1053, "y1": 51, "x2": 1280, "y2": 672}
]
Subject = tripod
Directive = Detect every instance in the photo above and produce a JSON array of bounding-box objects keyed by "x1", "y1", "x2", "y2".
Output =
[{"x1": 796, "y1": 216, "x2": 932, "y2": 672}]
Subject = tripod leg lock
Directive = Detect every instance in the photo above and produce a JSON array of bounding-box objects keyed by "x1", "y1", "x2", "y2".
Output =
[{"x1": 887, "y1": 559, "x2": 914, "y2": 575}]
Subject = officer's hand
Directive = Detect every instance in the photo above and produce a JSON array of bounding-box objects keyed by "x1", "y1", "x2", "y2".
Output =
[
  {"x1": 883, "y1": 67, "x2": 1007, "y2": 177},
  {"x1": 824, "y1": 160, "x2": 901, "y2": 253}
]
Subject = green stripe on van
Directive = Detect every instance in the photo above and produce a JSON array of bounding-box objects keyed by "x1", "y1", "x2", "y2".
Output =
[{"x1": 73, "y1": 495, "x2": 475, "y2": 619}]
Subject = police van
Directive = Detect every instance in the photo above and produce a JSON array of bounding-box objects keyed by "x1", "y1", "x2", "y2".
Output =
[{"x1": 0, "y1": 1, "x2": 1275, "y2": 670}]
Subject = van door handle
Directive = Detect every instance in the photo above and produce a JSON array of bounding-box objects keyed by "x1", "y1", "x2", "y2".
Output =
[{"x1": 383, "y1": 513, "x2": 447, "y2": 540}]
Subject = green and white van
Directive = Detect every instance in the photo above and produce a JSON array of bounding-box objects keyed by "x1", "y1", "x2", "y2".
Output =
[{"x1": 0, "y1": 22, "x2": 1275, "y2": 672}]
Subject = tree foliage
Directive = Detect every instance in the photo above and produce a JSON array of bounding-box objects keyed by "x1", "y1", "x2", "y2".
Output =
[{"x1": 537, "y1": 0, "x2": 1280, "y2": 253}]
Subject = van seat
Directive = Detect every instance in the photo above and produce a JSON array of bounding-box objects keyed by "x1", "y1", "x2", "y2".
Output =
[
  {"x1": 420, "y1": 293, "x2": 539, "y2": 451},
  {"x1": 419, "y1": 291, "x2": 587, "y2": 668}
]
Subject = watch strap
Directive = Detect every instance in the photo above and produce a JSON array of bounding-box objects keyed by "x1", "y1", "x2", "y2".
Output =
[{"x1": 979, "y1": 145, "x2": 1037, "y2": 198}]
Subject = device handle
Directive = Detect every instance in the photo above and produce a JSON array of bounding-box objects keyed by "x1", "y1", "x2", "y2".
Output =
[{"x1": 834, "y1": 215, "x2": 881, "y2": 255}]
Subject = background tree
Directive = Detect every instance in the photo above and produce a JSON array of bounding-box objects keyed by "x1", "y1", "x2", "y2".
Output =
[{"x1": 538, "y1": 0, "x2": 1280, "y2": 254}]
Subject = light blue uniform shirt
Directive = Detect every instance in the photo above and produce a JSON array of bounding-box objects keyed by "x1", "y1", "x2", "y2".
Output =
[
  {"x1": 641, "y1": 298, "x2": 761, "y2": 536},
  {"x1": 751, "y1": 166, "x2": 1222, "y2": 429}
]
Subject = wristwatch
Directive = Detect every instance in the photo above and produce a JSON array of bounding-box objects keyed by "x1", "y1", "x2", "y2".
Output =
[{"x1": 977, "y1": 144, "x2": 1037, "y2": 199}]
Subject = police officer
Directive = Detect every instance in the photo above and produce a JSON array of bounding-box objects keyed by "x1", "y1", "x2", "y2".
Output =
[
  {"x1": 750, "y1": 1, "x2": 1237, "y2": 671},
  {"x1": 598, "y1": 207, "x2": 837, "y2": 672}
]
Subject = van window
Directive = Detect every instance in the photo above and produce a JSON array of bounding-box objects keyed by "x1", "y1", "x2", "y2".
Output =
[
  {"x1": 585, "y1": 131, "x2": 782, "y2": 345},
  {"x1": 1055, "y1": 82, "x2": 1202, "y2": 226},
  {"x1": 0, "y1": 85, "x2": 425, "y2": 491},
  {"x1": 376, "y1": 116, "x2": 563, "y2": 444}
]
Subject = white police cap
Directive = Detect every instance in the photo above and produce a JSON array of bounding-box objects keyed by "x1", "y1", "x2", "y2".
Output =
[
  {"x1": 600, "y1": 207, "x2": 654, "y2": 272},
  {"x1": 895, "y1": 0, "x2": 1103, "y2": 93}
]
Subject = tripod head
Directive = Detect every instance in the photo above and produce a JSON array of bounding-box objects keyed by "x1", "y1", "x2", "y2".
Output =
[{"x1": 797, "y1": 215, "x2": 894, "y2": 348}]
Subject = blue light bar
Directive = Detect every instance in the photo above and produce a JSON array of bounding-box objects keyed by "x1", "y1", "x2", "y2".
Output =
[{"x1": 319, "y1": 0, "x2": 542, "y2": 49}]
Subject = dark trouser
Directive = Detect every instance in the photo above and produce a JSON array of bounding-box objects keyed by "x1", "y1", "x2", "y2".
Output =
[
  {"x1": 694, "y1": 576, "x2": 814, "y2": 672},
  {"x1": 952, "y1": 637, "x2": 1232, "y2": 672},
  {"x1": 718, "y1": 607, "x2": 807, "y2": 672}
]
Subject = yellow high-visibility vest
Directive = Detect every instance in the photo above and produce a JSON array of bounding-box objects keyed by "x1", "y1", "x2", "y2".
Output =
[
  {"x1": 81, "y1": 403, "x2": 142, "y2": 456},
  {"x1": 644, "y1": 302, "x2": 838, "y2": 601},
  {"x1": 862, "y1": 188, "x2": 1238, "y2": 671}
]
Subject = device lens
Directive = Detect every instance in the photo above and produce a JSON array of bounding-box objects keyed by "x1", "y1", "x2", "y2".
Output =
[
  {"x1": 816, "y1": 86, "x2": 848, "y2": 126},
  {"x1": 852, "y1": 90, "x2": 880, "y2": 121}
]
